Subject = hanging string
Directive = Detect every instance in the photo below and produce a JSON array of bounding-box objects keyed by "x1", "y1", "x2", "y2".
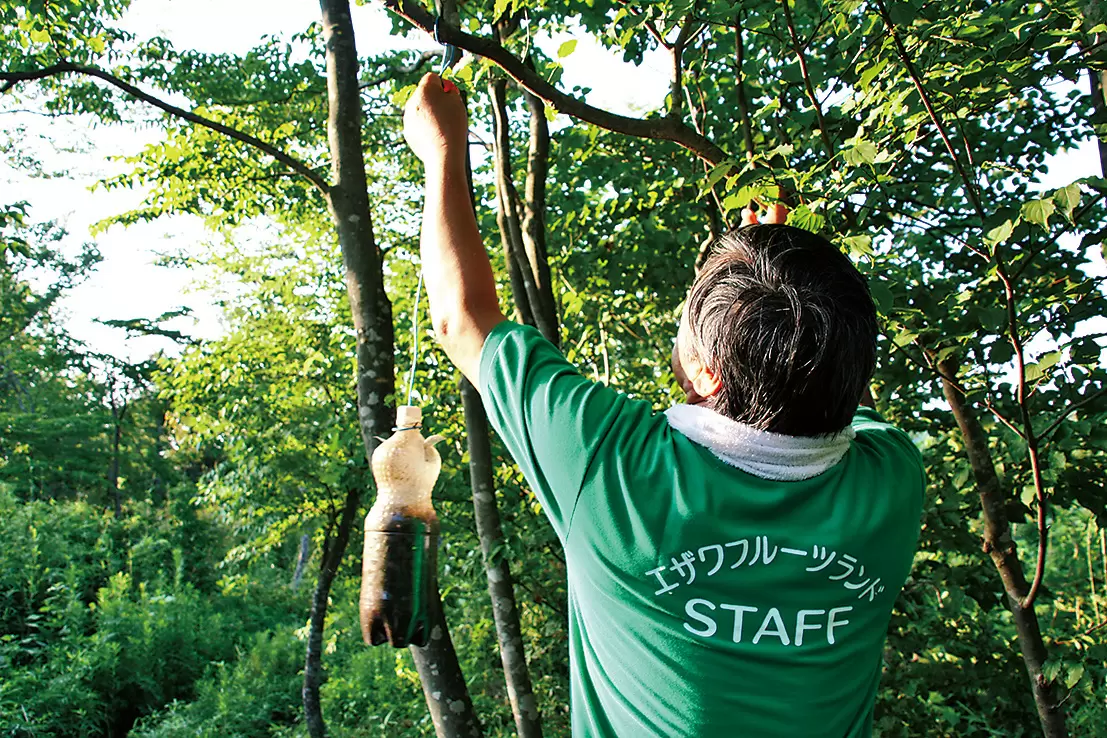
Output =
[{"x1": 404, "y1": 269, "x2": 424, "y2": 408}]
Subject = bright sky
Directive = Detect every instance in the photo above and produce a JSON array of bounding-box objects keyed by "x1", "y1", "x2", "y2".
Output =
[
  {"x1": 0, "y1": 0, "x2": 672, "y2": 363},
  {"x1": 0, "y1": 0, "x2": 1100, "y2": 366}
]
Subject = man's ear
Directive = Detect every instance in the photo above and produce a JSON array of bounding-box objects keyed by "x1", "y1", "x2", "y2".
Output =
[{"x1": 690, "y1": 362, "x2": 722, "y2": 400}]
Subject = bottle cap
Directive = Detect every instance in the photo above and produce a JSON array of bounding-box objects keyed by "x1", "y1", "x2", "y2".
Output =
[{"x1": 395, "y1": 405, "x2": 422, "y2": 430}]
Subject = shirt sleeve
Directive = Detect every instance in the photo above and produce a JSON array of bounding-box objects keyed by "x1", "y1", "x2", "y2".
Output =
[
  {"x1": 851, "y1": 406, "x2": 927, "y2": 507},
  {"x1": 478, "y1": 321, "x2": 634, "y2": 541}
]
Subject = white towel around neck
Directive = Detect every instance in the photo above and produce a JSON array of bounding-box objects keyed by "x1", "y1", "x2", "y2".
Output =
[{"x1": 664, "y1": 403, "x2": 855, "y2": 482}]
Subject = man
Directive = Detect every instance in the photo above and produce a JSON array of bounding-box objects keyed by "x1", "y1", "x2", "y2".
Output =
[{"x1": 403, "y1": 72, "x2": 924, "y2": 737}]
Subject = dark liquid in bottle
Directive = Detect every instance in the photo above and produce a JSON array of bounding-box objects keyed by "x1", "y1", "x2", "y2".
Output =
[{"x1": 360, "y1": 512, "x2": 439, "y2": 648}]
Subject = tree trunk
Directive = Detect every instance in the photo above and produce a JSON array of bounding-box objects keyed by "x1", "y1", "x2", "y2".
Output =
[
  {"x1": 519, "y1": 89, "x2": 559, "y2": 346},
  {"x1": 317, "y1": 2, "x2": 481, "y2": 735},
  {"x1": 489, "y1": 77, "x2": 536, "y2": 328},
  {"x1": 110, "y1": 416, "x2": 123, "y2": 517},
  {"x1": 938, "y1": 360, "x2": 1068, "y2": 738},
  {"x1": 303, "y1": 491, "x2": 360, "y2": 738},
  {"x1": 462, "y1": 379, "x2": 543, "y2": 737},
  {"x1": 409, "y1": 586, "x2": 484, "y2": 738},
  {"x1": 108, "y1": 391, "x2": 127, "y2": 518},
  {"x1": 306, "y1": 1, "x2": 399, "y2": 735},
  {"x1": 293, "y1": 533, "x2": 311, "y2": 590}
]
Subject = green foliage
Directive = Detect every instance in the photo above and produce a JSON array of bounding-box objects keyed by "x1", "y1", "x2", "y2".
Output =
[
  {"x1": 131, "y1": 630, "x2": 305, "y2": 738},
  {"x1": 0, "y1": 488, "x2": 306, "y2": 737},
  {"x1": 3, "y1": 0, "x2": 1107, "y2": 736}
]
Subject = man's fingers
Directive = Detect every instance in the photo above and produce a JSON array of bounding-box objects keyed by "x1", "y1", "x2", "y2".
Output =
[{"x1": 764, "y1": 204, "x2": 788, "y2": 224}]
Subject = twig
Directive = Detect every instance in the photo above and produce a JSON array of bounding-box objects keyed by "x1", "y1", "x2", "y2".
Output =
[
  {"x1": 1039, "y1": 386, "x2": 1107, "y2": 441},
  {"x1": 667, "y1": 16, "x2": 700, "y2": 121},
  {"x1": 781, "y1": 0, "x2": 834, "y2": 161},
  {"x1": 0, "y1": 62, "x2": 330, "y2": 194},
  {"x1": 872, "y1": 0, "x2": 986, "y2": 231},
  {"x1": 359, "y1": 50, "x2": 439, "y2": 89}
]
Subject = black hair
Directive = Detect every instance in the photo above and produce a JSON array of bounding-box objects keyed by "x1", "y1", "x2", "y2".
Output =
[{"x1": 686, "y1": 224, "x2": 877, "y2": 436}]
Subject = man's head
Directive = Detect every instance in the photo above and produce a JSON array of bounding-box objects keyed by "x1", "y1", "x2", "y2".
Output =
[{"x1": 672, "y1": 224, "x2": 877, "y2": 437}]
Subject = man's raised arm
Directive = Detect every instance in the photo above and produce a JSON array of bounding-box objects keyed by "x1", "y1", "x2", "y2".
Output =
[{"x1": 403, "y1": 73, "x2": 506, "y2": 386}]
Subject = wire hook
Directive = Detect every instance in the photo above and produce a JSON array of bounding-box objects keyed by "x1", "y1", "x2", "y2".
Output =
[{"x1": 433, "y1": 17, "x2": 461, "y2": 73}]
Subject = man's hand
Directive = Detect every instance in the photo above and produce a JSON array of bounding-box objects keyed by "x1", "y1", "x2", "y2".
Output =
[
  {"x1": 740, "y1": 201, "x2": 789, "y2": 226},
  {"x1": 403, "y1": 73, "x2": 468, "y2": 172}
]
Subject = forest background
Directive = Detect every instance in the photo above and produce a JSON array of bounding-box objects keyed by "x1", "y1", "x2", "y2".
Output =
[{"x1": 1, "y1": 0, "x2": 1106, "y2": 737}]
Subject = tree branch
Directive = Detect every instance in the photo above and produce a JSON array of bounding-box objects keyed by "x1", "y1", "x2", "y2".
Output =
[
  {"x1": 359, "y1": 49, "x2": 439, "y2": 89},
  {"x1": 781, "y1": 0, "x2": 834, "y2": 161},
  {"x1": 0, "y1": 62, "x2": 330, "y2": 194},
  {"x1": 734, "y1": 13, "x2": 756, "y2": 160},
  {"x1": 381, "y1": 0, "x2": 729, "y2": 165},
  {"x1": 872, "y1": 0, "x2": 986, "y2": 228},
  {"x1": 668, "y1": 16, "x2": 700, "y2": 121},
  {"x1": 1039, "y1": 386, "x2": 1107, "y2": 441}
]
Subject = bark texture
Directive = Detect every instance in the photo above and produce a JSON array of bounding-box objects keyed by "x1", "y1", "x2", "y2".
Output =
[
  {"x1": 462, "y1": 379, "x2": 543, "y2": 738},
  {"x1": 519, "y1": 89, "x2": 559, "y2": 345},
  {"x1": 305, "y1": 1, "x2": 398, "y2": 736},
  {"x1": 409, "y1": 587, "x2": 484, "y2": 738},
  {"x1": 489, "y1": 77, "x2": 537, "y2": 329},
  {"x1": 303, "y1": 492, "x2": 361, "y2": 738},
  {"x1": 292, "y1": 533, "x2": 311, "y2": 590}
]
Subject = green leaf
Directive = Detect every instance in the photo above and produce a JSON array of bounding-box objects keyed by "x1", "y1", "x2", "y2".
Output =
[
  {"x1": 752, "y1": 99, "x2": 780, "y2": 122},
  {"x1": 764, "y1": 143, "x2": 794, "y2": 161},
  {"x1": 1041, "y1": 659, "x2": 1062, "y2": 683},
  {"x1": 842, "y1": 235, "x2": 874, "y2": 259},
  {"x1": 893, "y1": 329, "x2": 918, "y2": 348},
  {"x1": 869, "y1": 279, "x2": 894, "y2": 315},
  {"x1": 557, "y1": 39, "x2": 578, "y2": 58},
  {"x1": 1064, "y1": 664, "x2": 1084, "y2": 690},
  {"x1": 1020, "y1": 198, "x2": 1055, "y2": 229},
  {"x1": 391, "y1": 84, "x2": 416, "y2": 107},
  {"x1": 858, "y1": 59, "x2": 889, "y2": 90},
  {"x1": 1020, "y1": 485, "x2": 1037, "y2": 507},
  {"x1": 493, "y1": 0, "x2": 511, "y2": 21},
  {"x1": 29, "y1": 28, "x2": 51, "y2": 44},
  {"x1": 1038, "y1": 350, "x2": 1061, "y2": 372},
  {"x1": 844, "y1": 140, "x2": 878, "y2": 166},
  {"x1": 1053, "y1": 184, "x2": 1080, "y2": 222},
  {"x1": 787, "y1": 204, "x2": 826, "y2": 232},
  {"x1": 701, "y1": 161, "x2": 736, "y2": 194},
  {"x1": 984, "y1": 219, "x2": 1014, "y2": 248}
]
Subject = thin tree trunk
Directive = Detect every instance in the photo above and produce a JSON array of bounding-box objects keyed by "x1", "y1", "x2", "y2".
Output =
[
  {"x1": 489, "y1": 77, "x2": 536, "y2": 328},
  {"x1": 319, "y1": 2, "x2": 480, "y2": 734},
  {"x1": 303, "y1": 491, "x2": 360, "y2": 738},
  {"x1": 293, "y1": 533, "x2": 311, "y2": 590},
  {"x1": 519, "y1": 88, "x2": 559, "y2": 346},
  {"x1": 939, "y1": 360, "x2": 1068, "y2": 738},
  {"x1": 409, "y1": 587, "x2": 484, "y2": 738},
  {"x1": 734, "y1": 12, "x2": 755, "y2": 161},
  {"x1": 307, "y1": 1, "x2": 401, "y2": 735},
  {"x1": 110, "y1": 417, "x2": 123, "y2": 517},
  {"x1": 108, "y1": 391, "x2": 127, "y2": 518},
  {"x1": 1086, "y1": 63, "x2": 1107, "y2": 175},
  {"x1": 462, "y1": 379, "x2": 543, "y2": 737}
]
